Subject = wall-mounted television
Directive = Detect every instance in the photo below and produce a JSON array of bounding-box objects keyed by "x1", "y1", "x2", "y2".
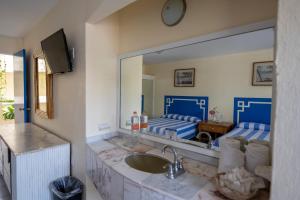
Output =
[{"x1": 41, "y1": 29, "x2": 72, "y2": 74}]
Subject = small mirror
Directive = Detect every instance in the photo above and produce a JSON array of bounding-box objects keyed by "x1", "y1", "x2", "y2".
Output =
[{"x1": 34, "y1": 53, "x2": 53, "y2": 119}]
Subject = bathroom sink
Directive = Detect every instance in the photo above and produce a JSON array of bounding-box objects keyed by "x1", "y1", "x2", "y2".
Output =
[{"x1": 125, "y1": 153, "x2": 170, "y2": 174}]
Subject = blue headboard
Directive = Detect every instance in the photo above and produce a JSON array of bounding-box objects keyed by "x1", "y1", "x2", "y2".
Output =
[
  {"x1": 234, "y1": 97, "x2": 272, "y2": 125},
  {"x1": 164, "y1": 96, "x2": 209, "y2": 120}
]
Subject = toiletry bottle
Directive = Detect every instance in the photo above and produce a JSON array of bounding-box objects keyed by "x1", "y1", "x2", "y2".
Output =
[
  {"x1": 131, "y1": 111, "x2": 140, "y2": 133},
  {"x1": 140, "y1": 113, "x2": 148, "y2": 133}
]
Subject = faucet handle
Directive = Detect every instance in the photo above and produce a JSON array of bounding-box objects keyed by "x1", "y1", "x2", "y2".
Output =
[{"x1": 177, "y1": 158, "x2": 184, "y2": 170}]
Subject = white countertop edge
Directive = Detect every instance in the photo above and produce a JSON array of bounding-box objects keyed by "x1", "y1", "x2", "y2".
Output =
[{"x1": 86, "y1": 132, "x2": 119, "y2": 144}]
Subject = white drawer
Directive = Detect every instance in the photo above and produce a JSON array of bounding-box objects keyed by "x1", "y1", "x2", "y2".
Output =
[{"x1": 3, "y1": 168, "x2": 11, "y2": 193}]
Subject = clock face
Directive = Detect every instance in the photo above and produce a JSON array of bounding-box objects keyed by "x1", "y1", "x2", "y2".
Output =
[{"x1": 161, "y1": 0, "x2": 186, "y2": 26}]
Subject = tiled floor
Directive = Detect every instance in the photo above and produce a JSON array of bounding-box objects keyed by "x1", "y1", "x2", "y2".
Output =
[{"x1": 0, "y1": 176, "x2": 10, "y2": 200}]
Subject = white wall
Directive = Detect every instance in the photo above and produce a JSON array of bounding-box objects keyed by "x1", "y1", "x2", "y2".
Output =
[
  {"x1": 86, "y1": 14, "x2": 119, "y2": 137},
  {"x1": 120, "y1": 55, "x2": 143, "y2": 129},
  {"x1": 145, "y1": 49, "x2": 273, "y2": 122},
  {"x1": 0, "y1": 35, "x2": 23, "y2": 55},
  {"x1": 23, "y1": 0, "x2": 89, "y2": 182},
  {"x1": 271, "y1": 0, "x2": 300, "y2": 199}
]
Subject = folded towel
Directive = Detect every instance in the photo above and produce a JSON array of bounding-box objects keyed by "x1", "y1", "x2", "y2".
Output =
[
  {"x1": 218, "y1": 138, "x2": 245, "y2": 173},
  {"x1": 245, "y1": 143, "x2": 270, "y2": 173}
]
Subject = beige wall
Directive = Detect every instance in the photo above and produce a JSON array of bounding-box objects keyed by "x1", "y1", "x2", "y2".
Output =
[
  {"x1": 145, "y1": 49, "x2": 273, "y2": 122},
  {"x1": 23, "y1": 0, "x2": 88, "y2": 182},
  {"x1": 21, "y1": 0, "x2": 134, "y2": 184},
  {"x1": 120, "y1": 55, "x2": 143, "y2": 129},
  {"x1": 0, "y1": 35, "x2": 23, "y2": 55},
  {"x1": 118, "y1": 0, "x2": 277, "y2": 53},
  {"x1": 271, "y1": 0, "x2": 300, "y2": 199},
  {"x1": 86, "y1": 14, "x2": 119, "y2": 137}
]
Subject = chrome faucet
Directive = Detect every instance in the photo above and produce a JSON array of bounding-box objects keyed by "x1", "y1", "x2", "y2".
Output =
[
  {"x1": 162, "y1": 145, "x2": 185, "y2": 179},
  {"x1": 196, "y1": 132, "x2": 212, "y2": 149}
]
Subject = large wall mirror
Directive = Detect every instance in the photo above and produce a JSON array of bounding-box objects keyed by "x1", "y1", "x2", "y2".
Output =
[
  {"x1": 120, "y1": 27, "x2": 275, "y2": 152},
  {"x1": 34, "y1": 53, "x2": 53, "y2": 119}
]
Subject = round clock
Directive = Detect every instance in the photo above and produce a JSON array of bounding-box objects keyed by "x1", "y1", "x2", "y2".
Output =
[{"x1": 161, "y1": 0, "x2": 186, "y2": 26}]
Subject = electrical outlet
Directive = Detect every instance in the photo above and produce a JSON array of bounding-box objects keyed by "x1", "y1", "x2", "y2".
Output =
[{"x1": 97, "y1": 123, "x2": 110, "y2": 131}]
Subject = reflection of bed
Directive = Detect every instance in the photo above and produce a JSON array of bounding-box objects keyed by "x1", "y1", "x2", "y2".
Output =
[
  {"x1": 148, "y1": 96, "x2": 208, "y2": 139},
  {"x1": 212, "y1": 97, "x2": 272, "y2": 149},
  {"x1": 148, "y1": 115, "x2": 200, "y2": 139}
]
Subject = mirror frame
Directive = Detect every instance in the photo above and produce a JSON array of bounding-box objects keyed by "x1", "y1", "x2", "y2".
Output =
[
  {"x1": 117, "y1": 20, "x2": 276, "y2": 157},
  {"x1": 34, "y1": 53, "x2": 54, "y2": 119}
]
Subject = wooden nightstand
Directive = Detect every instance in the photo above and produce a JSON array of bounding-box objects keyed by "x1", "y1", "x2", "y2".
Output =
[{"x1": 199, "y1": 121, "x2": 234, "y2": 138}]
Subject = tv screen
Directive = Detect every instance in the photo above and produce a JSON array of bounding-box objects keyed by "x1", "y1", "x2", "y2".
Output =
[{"x1": 41, "y1": 29, "x2": 72, "y2": 74}]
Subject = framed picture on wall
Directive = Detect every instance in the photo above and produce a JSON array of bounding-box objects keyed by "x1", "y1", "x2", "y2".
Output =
[
  {"x1": 174, "y1": 68, "x2": 195, "y2": 87},
  {"x1": 252, "y1": 61, "x2": 274, "y2": 86}
]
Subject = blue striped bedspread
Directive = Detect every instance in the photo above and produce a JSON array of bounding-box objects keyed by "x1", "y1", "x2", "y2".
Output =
[
  {"x1": 212, "y1": 122, "x2": 270, "y2": 150},
  {"x1": 148, "y1": 117, "x2": 199, "y2": 139}
]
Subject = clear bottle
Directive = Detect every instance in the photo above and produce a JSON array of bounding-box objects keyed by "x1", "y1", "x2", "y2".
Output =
[
  {"x1": 131, "y1": 111, "x2": 140, "y2": 133},
  {"x1": 140, "y1": 113, "x2": 148, "y2": 133}
]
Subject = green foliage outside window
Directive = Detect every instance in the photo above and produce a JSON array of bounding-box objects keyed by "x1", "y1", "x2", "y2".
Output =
[
  {"x1": 0, "y1": 59, "x2": 6, "y2": 99},
  {"x1": 2, "y1": 104, "x2": 14, "y2": 120}
]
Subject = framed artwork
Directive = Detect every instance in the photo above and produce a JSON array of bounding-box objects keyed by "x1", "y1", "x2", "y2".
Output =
[
  {"x1": 252, "y1": 61, "x2": 274, "y2": 86},
  {"x1": 174, "y1": 68, "x2": 195, "y2": 87}
]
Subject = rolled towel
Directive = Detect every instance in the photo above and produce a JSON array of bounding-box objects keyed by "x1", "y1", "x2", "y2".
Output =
[
  {"x1": 218, "y1": 138, "x2": 245, "y2": 173},
  {"x1": 245, "y1": 143, "x2": 270, "y2": 173},
  {"x1": 220, "y1": 138, "x2": 241, "y2": 149}
]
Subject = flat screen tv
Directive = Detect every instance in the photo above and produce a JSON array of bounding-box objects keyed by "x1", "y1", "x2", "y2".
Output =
[{"x1": 41, "y1": 29, "x2": 72, "y2": 74}]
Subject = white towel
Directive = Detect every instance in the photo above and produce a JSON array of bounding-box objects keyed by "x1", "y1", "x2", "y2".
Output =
[
  {"x1": 245, "y1": 143, "x2": 270, "y2": 173},
  {"x1": 255, "y1": 165, "x2": 272, "y2": 181},
  {"x1": 218, "y1": 138, "x2": 245, "y2": 173},
  {"x1": 219, "y1": 167, "x2": 265, "y2": 194}
]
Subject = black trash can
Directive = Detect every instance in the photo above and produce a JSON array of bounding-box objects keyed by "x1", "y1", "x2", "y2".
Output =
[{"x1": 50, "y1": 176, "x2": 84, "y2": 200}]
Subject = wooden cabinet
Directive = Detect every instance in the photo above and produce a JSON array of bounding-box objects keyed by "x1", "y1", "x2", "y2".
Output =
[{"x1": 199, "y1": 121, "x2": 234, "y2": 136}]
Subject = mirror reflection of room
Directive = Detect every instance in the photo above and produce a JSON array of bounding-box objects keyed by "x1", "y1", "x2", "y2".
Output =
[
  {"x1": 120, "y1": 28, "x2": 274, "y2": 151},
  {"x1": 37, "y1": 57, "x2": 47, "y2": 112},
  {"x1": 34, "y1": 54, "x2": 53, "y2": 119}
]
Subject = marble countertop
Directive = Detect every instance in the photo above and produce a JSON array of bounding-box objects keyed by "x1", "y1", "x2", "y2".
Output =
[
  {"x1": 87, "y1": 135, "x2": 270, "y2": 200},
  {"x1": 0, "y1": 123, "x2": 69, "y2": 155}
]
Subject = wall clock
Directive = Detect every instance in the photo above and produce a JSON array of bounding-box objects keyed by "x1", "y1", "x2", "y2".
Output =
[{"x1": 161, "y1": 0, "x2": 186, "y2": 26}]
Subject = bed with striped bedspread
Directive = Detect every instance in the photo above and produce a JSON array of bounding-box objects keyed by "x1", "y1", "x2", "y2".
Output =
[
  {"x1": 148, "y1": 114, "x2": 201, "y2": 140},
  {"x1": 212, "y1": 122, "x2": 270, "y2": 149}
]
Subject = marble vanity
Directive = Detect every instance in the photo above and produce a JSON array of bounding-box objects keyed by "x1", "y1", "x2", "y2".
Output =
[{"x1": 86, "y1": 133, "x2": 269, "y2": 200}]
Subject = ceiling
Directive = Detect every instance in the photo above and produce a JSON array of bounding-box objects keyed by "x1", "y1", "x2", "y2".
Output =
[
  {"x1": 0, "y1": 0, "x2": 59, "y2": 38},
  {"x1": 143, "y1": 28, "x2": 275, "y2": 65}
]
